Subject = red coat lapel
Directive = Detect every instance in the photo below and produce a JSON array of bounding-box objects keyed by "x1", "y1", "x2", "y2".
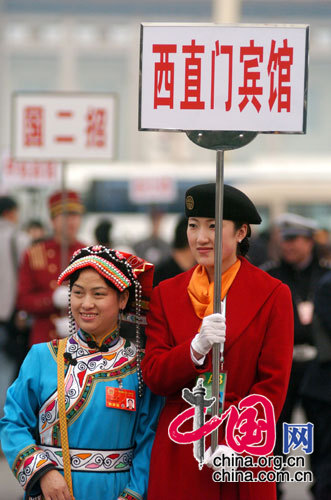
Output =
[
  {"x1": 157, "y1": 258, "x2": 282, "y2": 352},
  {"x1": 225, "y1": 258, "x2": 282, "y2": 352}
]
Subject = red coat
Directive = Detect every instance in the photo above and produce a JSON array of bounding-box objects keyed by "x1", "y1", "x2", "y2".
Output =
[
  {"x1": 17, "y1": 238, "x2": 84, "y2": 346},
  {"x1": 142, "y1": 257, "x2": 293, "y2": 500}
]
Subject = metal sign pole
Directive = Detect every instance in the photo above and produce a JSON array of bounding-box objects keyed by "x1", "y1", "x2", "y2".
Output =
[
  {"x1": 185, "y1": 130, "x2": 257, "y2": 458},
  {"x1": 60, "y1": 161, "x2": 69, "y2": 272},
  {"x1": 211, "y1": 150, "x2": 224, "y2": 452}
]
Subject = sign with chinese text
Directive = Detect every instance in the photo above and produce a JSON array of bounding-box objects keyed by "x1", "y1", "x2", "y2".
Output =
[
  {"x1": 139, "y1": 24, "x2": 308, "y2": 133},
  {"x1": 12, "y1": 93, "x2": 117, "y2": 161},
  {"x1": 1, "y1": 156, "x2": 61, "y2": 188},
  {"x1": 129, "y1": 177, "x2": 177, "y2": 204}
]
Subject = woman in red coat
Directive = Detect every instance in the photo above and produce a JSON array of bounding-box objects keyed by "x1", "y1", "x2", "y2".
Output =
[{"x1": 141, "y1": 183, "x2": 294, "y2": 500}]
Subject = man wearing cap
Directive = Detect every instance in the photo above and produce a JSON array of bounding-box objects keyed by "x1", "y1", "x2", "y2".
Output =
[
  {"x1": 262, "y1": 213, "x2": 331, "y2": 496},
  {"x1": 300, "y1": 270, "x2": 331, "y2": 499},
  {"x1": 17, "y1": 191, "x2": 85, "y2": 346}
]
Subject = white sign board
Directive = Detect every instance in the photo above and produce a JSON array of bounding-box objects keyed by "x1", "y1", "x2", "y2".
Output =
[
  {"x1": 139, "y1": 23, "x2": 308, "y2": 133},
  {"x1": 12, "y1": 93, "x2": 117, "y2": 161},
  {"x1": 129, "y1": 177, "x2": 177, "y2": 204},
  {"x1": 1, "y1": 156, "x2": 61, "y2": 188}
]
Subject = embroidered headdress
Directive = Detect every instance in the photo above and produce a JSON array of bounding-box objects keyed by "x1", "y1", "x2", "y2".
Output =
[{"x1": 58, "y1": 245, "x2": 154, "y2": 396}]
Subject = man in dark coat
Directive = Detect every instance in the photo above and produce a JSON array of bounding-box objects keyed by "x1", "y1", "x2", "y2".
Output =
[
  {"x1": 301, "y1": 271, "x2": 331, "y2": 499},
  {"x1": 262, "y1": 213, "x2": 331, "y2": 498}
]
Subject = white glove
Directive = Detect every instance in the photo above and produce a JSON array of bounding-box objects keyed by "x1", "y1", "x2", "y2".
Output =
[
  {"x1": 191, "y1": 313, "x2": 226, "y2": 357},
  {"x1": 204, "y1": 445, "x2": 238, "y2": 471},
  {"x1": 54, "y1": 316, "x2": 71, "y2": 338},
  {"x1": 52, "y1": 286, "x2": 68, "y2": 309}
]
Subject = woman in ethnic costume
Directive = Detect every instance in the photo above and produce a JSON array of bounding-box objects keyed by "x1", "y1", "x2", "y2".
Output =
[
  {"x1": 0, "y1": 245, "x2": 163, "y2": 500},
  {"x1": 141, "y1": 183, "x2": 294, "y2": 500}
]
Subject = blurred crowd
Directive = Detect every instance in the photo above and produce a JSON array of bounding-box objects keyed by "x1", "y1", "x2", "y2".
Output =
[{"x1": 1, "y1": 189, "x2": 331, "y2": 498}]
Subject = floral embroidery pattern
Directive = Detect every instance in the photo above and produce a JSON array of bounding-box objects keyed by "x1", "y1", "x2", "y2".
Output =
[
  {"x1": 13, "y1": 445, "x2": 55, "y2": 488},
  {"x1": 39, "y1": 445, "x2": 133, "y2": 472},
  {"x1": 40, "y1": 334, "x2": 137, "y2": 445}
]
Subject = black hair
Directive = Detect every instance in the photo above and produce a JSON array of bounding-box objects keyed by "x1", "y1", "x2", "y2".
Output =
[
  {"x1": 234, "y1": 221, "x2": 251, "y2": 257},
  {"x1": 26, "y1": 219, "x2": 44, "y2": 230},
  {"x1": 0, "y1": 196, "x2": 17, "y2": 216},
  {"x1": 173, "y1": 216, "x2": 189, "y2": 249},
  {"x1": 94, "y1": 219, "x2": 113, "y2": 246}
]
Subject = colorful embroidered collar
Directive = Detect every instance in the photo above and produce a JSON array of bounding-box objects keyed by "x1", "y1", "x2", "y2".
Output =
[{"x1": 78, "y1": 327, "x2": 120, "y2": 352}]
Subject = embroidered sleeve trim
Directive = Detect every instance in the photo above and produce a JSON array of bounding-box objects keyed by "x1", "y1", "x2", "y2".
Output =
[
  {"x1": 119, "y1": 488, "x2": 143, "y2": 500},
  {"x1": 12, "y1": 444, "x2": 57, "y2": 490},
  {"x1": 25, "y1": 463, "x2": 56, "y2": 498}
]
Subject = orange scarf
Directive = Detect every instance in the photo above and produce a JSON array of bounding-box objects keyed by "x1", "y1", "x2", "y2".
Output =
[{"x1": 188, "y1": 259, "x2": 241, "y2": 320}]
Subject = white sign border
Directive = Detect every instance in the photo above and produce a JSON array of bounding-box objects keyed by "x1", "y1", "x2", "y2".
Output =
[
  {"x1": 138, "y1": 22, "x2": 309, "y2": 134},
  {"x1": 11, "y1": 91, "x2": 118, "y2": 162}
]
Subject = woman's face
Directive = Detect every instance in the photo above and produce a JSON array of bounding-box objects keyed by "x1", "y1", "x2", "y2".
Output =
[
  {"x1": 71, "y1": 268, "x2": 129, "y2": 341},
  {"x1": 187, "y1": 217, "x2": 247, "y2": 279}
]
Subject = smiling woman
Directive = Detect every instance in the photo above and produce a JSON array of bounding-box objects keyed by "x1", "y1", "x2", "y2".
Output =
[
  {"x1": 0, "y1": 245, "x2": 163, "y2": 500},
  {"x1": 70, "y1": 269, "x2": 129, "y2": 341},
  {"x1": 142, "y1": 183, "x2": 294, "y2": 500}
]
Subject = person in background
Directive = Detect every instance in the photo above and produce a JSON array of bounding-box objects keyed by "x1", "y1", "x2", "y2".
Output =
[
  {"x1": 25, "y1": 219, "x2": 47, "y2": 243},
  {"x1": 261, "y1": 212, "x2": 331, "y2": 498},
  {"x1": 314, "y1": 228, "x2": 331, "y2": 261},
  {"x1": 300, "y1": 271, "x2": 331, "y2": 500},
  {"x1": 14, "y1": 219, "x2": 48, "y2": 371},
  {"x1": 0, "y1": 196, "x2": 30, "y2": 419},
  {"x1": 142, "y1": 183, "x2": 293, "y2": 500},
  {"x1": 17, "y1": 190, "x2": 85, "y2": 346},
  {"x1": 246, "y1": 228, "x2": 271, "y2": 267},
  {"x1": 134, "y1": 206, "x2": 171, "y2": 265},
  {"x1": 153, "y1": 215, "x2": 195, "y2": 286},
  {"x1": 94, "y1": 218, "x2": 113, "y2": 247},
  {"x1": 0, "y1": 245, "x2": 162, "y2": 500}
]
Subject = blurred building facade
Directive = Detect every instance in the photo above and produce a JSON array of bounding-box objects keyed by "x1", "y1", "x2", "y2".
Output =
[
  {"x1": 0, "y1": 0, "x2": 331, "y2": 244},
  {"x1": 1, "y1": 0, "x2": 331, "y2": 162}
]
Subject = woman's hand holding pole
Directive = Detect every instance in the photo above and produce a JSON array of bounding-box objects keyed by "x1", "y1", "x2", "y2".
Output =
[{"x1": 191, "y1": 313, "x2": 226, "y2": 360}]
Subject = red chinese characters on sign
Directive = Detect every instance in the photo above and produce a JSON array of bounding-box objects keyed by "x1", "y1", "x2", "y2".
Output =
[
  {"x1": 23, "y1": 106, "x2": 44, "y2": 146},
  {"x1": 238, "y1": 40, "x2": 264, "y2": 112},
  {"x1": 211, "y1": 41, "x2": 233, "y2": 111},
  {"x1": 153, "y1": 44, "x2": 177, "y2": 109},
  {"x1": 3, "y1": 158, "x2": 59, "y2": 186},
  {"x1": 180, "y1": 40, "x2": 205, "y2": 110},
  {"x1": 54, "y1": 109, "x2": 74, "y2": 144},
  {"x1": 23, "y1": 105, "x2": 109, "y2": 148},
  {"x1": 152, "y1": 39, "x2": 294, "y2": 114},
  {"x1": 85, "y1": 108, "x2": 107, "y2": 148},
  {"x1": 267, "y1": 39, "x2": 293, "y2": 112}
]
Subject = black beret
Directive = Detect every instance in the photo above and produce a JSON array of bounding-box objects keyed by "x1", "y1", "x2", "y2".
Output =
[{"x1": 185, "y1": 183, "x2": 262, "y2": 224}]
